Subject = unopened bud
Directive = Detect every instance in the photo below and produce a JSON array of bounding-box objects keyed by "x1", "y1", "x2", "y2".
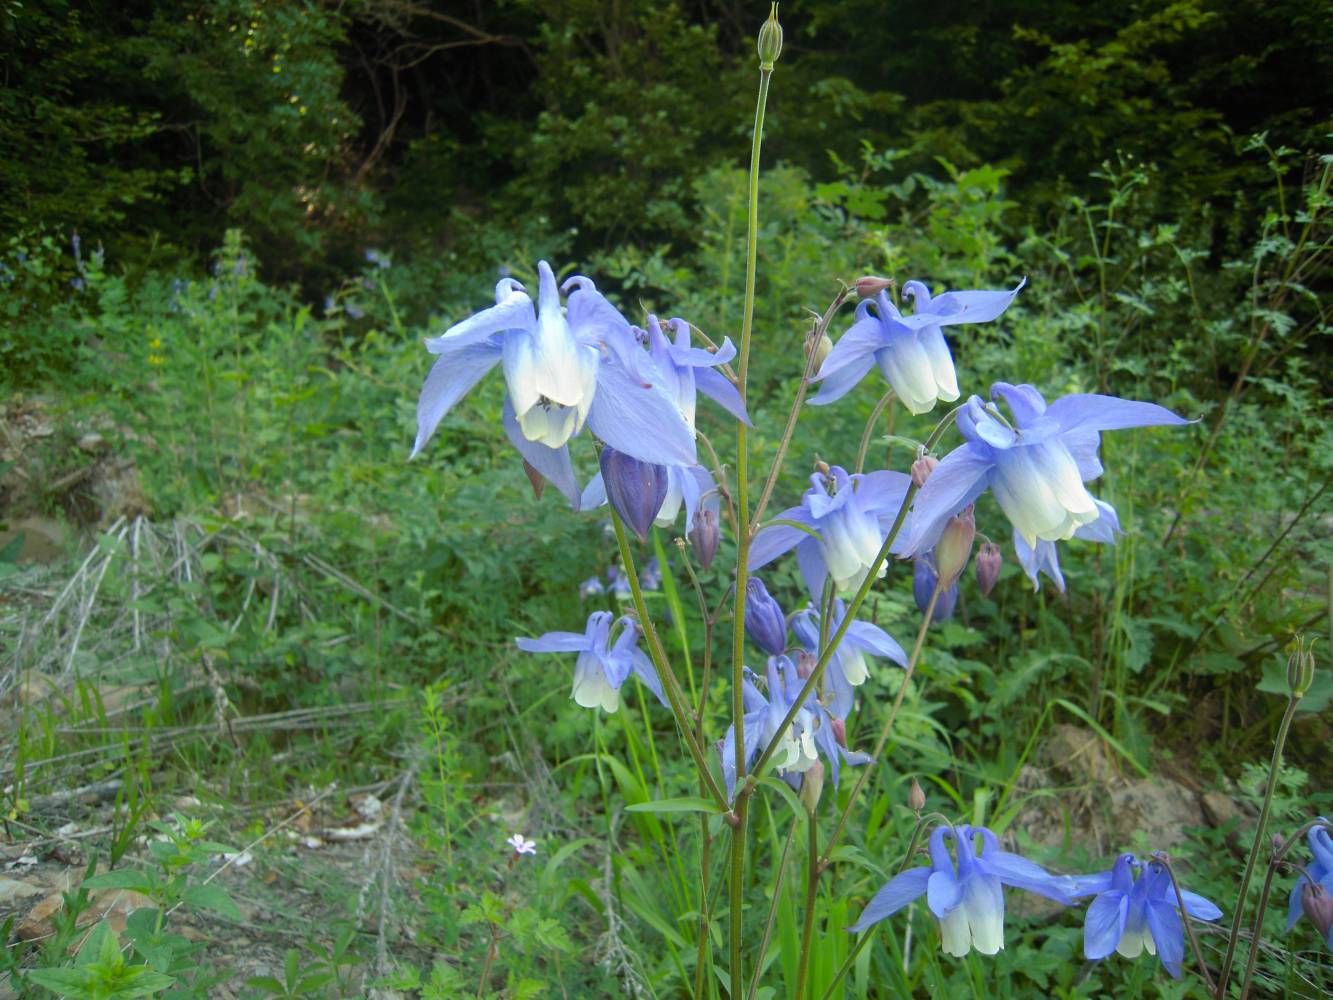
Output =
[
  {"x1": 814, "y1": 459, "x2": 831, "y2": 477},
  {"x1": 601, "y1": 447, "x2": 668, "y2": 543},
  {"x1": 799, "y1": 761, "x2": 825, "y2": 815},
  {"x1": 522, "y1": 460, "x2": 545, "y2": 501},
  {"x1": 1271, "y1": 833, "x2": 1285, "y2": 853},
  {"x1": 908, "y1": 777, "x2": 926, "y2": 812},
  {"x1": 756, "y1": 3, "x2": 783, "y2": 69},
  {"x1": 744, "y1": 577, "x2": 788, "y2": 657},
  {"x1": 934, "y1": 506, "x2": 975, "y2": 590},
  {"x1": 913, "y1": 557, "x2": 958, "y2": 623},
  {"x1": 805, "y1": 332, "x2": 833, "y2": 372},
  {"x1": 1287, "y1": 635, "x2": 1316, "y2": 698},
  {"x1": 975, "y1": 542, "x2": 1002, "y2": 597},
  {"x1": 689, "y1": 508, "x2": 720, "y2": 570},
  {"x1": 910, "y1": 455, "x2": 939, "y2": 488},
  {"x1": 830, "y1": 717, "x2": 847, "y2": 748},
  {"x1": 796, "y1": 650, "x2": 817, "y2": 679},
  {"x1": 854, "y1": 275, "x2": 894, "y2": 299},
  {"x1": 1301, "y1": 881, "x2": 1333, "y2": 940}
]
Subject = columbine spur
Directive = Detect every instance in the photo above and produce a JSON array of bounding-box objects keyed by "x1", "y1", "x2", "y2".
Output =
[
  {"x1": 750, "y1": 465, "x2": 912, "y2": 596},
  {"x1": 850, "y1": 824, "x2": 1071, "y2": 956},
  {"x1": 810, "y1": 279, "x2": 1025, "y2": 414},
  {"x1": 412, "y1": 261, "x2": 697, "y2": 505},
  {"x1": 1067, "y1": 853, "x2": 1222, "y2": 979},
  {"x1": 516, "y1": 610, "x2": 663, "y2": 713},
  {"x1": 905, "y1": 382, "x2": 1189, "y2": 556}
]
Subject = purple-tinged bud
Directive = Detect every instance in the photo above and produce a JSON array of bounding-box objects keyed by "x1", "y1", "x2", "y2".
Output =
[
  {"x1": 689, "y1": 508, "x2": 720, "y2": 570},
  {"x1": 913, "y1": 557, "x2": 957, "y2": 623},
  {"x1": 854, "y1": 275, "x2": 894, "y2": 299},
  {"x1": 1287, "y1": 635, "x2": 1316, "y2": 698},
  {"x1": 1301, "y1": 882, "x2": 1333, "y2": 941},
  {"x1": 1271, "y1": 833, "x2": 1285, "y2": 853},
  {"x1": 796, "y1": 650, "x2": 817, "y2": 679},
  {"x1": 910, "y1": 455, "x2": 939, "y2": 488},
  {"x1": 600, "y1": 447, "x2": 668, "y2": 543},
  {"x1": 522, "y1": 460, "x2": 545, "y2": 501},
  {"x1": 799, "y1": 760, "x2": 824, "y2": 815},
  {"x1": 830, "y1": 717, "x2": 847, "y2": 748},
  {"x1": 975, "y1": 542, "x2": 1002, "y2": 597},
  {"x1": 756, "y1": 3, "x2": 783, "y2": 69},
  {"x1": 934, "y1": 506, "x2": 975, "y2": 590},
  {"x1": 908, "y1": 777, "x2": 925, "y2": 812},
  {"x1": 744, "y1": 577, "x2": 788, "y2": 656}
]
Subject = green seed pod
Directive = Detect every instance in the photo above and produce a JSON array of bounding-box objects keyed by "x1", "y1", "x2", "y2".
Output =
[
  {"x1": 757, "y1": 4, "x2": 783, "y2": 69},
  {"x1": 1286, "y1": 635, "x2": 1315, "y2": 698}
]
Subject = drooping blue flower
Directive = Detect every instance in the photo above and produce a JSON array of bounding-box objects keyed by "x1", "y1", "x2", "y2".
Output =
[
  {"x1": 810, "y1": 279, "x2": 1025, "y2": 414},
  {"x1": 1013, "y1": 497, "x2": 1122, "y2": 592},
  {"x1": 790, "y1": 599, "x2": 907, "y2": 718},
  {"x1": 750, "y1": 465, "x2": 912, "y2": 596},
  {"x1": 719, "y1": 655, "x2": 870, "y2": 798},
  {"x1": 606, "y1": 565, "x2": 633, "y2": 598},
  {"x1": 850, "y1": 824, "x2": 1071, "y2": 955},
  {"x1": 1287, "y1": 821, "x2": 1333, "y2": 936},
  {"x1": 578, "y1": 575, "x2": 605, "y2": 599},
  {"x1": 1067, "y1": 854, "x2": 1222, "y2": 979},
  {"x1": 744, "y1": 578, "x2": 788, "y2": 656},
  {"x1": 515, "y1": 611, "x2": 663, "y2": 713},
  {"x1": 912, "y1": 556, "x2": 958, "y2": 622},
  {"x1": 905, "y1": 382, "x2": 1190, "y2": 556},
  {"x1": 412, "y1": 261, "x2": 697, "y2": 505},
  {"x1": 639, "y1": 557, "x2": 663, "y2": 591}
]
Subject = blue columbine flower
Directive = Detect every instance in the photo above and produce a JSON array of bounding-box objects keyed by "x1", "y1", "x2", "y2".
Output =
[
  {"x1": 750, "y1": 465, "x2": 912, "y2": 596},
  {"x1": 1013, "y1": 497, "x2": 1122, "y2": 592},
  {"x1": 1287, "y1": 821, "x2": 1333, "y2": 937},
  {"x1": 719, "y1": 655, "x2": 871, "y2": 798},
  {"x1": 744, "y1": 578, "x2": 788, "y2": 657},
  {"x1": 578, "y1": 575, "x2": 605, "y2": 599},
  {"x1": 810, "y1": 279, "x2": 1025, "y2": 414},
  {"x1": 412, "y1": 262, "x2": 697, "y2": 505},
  {"x1": 905, "y1": 382, "x2": 1190, "y2": 556},
  {"x1": 850, "y1": 824, "x2": 1071, "y2": 956},
  {"x1": 643, "y1": 315, "x2": 750, "y2": 428},
  {"x1": 606, "y1": 565, "x2": 633, "y2": 598},
  {"x1": 790, "y1": 599, "x2": 906, "y2": 718},
  {"x1": 639, "y1": 557, "x2": 663, "y2": 591},
  {"x1": 1067, "y1": 853, "x2": 1222, "y2": 978},
  {"x1": 516, "y1": 611, "x2": 663, "y2": 712}
]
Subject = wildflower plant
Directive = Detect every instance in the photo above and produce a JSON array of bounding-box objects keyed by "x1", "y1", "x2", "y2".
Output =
[{"x1": 407, "y1": 7, "x2": 1321, "y2": 997}]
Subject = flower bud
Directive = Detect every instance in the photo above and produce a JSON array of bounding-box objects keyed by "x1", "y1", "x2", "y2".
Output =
[
  {"x1": 756, "y1": 3, "x2": 783, "y2": 69},
  {"x1": 1271, "y1": 833, "x2": 1285, "y2": 853},
  {"x1": 799, "y1": 760, "x2": 825, "y2": 815},
  {"x1": 805, "y1": 332, "x2": 833, "y2": 372},
  {"x1": 688, "y1": 508, "x2": 720, "y2": 570},
  {"x1": 1301, "y1": 881, "x2": 1333, "y2": 940},
  {"x1": 796, "y1": 649, "x2": 817, "y2": 679},
  {"x1": 854, "y1": 275, "x2": 894, "y2": 299},
  {"x1": 814, "y1": 460, "x2": 830, "y2": 477},
  {"x1": 910, "y1": 455, "x2": 938, "y2": 488},
  {"x1": 934, "y1": 506, "x2": 975, "y2": 590},
  {"x1": 975, "y1": 542, "x2": 1002, "y2": 597},
  {"x1": 1287, "y1": 635, "x2": 1316, "y2": 698},
  {"x1": 830, "y1": 717, "x2": 847, "y2": 748},
  {"x1": 908, "y1": 777, "x2": 925, "y2": 812},
  {"x1": 744, "y1": 577, "x2": 788, "y2": 656},
  {"x1": 600, "y1": 447, "x2": 668, "y2": 543}
]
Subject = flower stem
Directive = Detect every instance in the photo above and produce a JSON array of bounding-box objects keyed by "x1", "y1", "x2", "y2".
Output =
[
  {"x1": 855, "y1": 390, "x2": 898, "y2": 474},
  {"x1": 611, "y1": 514, "x2": 730, "y2": 813},
  {"x1": 1152, "y1": 852, "x2": 1217, "y2": 994},
  {"x1": 745, "y1": 820, "x2": 798, "y2": 1000},
  {"x1": 729, "y1": 56, "x2": 774, "y2": 1000},
  {"x1": 1214, "y1": 690, "x2": 1302, "y2": 997},
  {"x1": 793, "y1": 812, "x2": 820, "y2": 999}
]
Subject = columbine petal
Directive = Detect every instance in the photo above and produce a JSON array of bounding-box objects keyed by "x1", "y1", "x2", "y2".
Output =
[
  {"x1": 903, "y1": 443, "x2": 995, "y2": 556},
  {"x1": 962, "y1": 874, "x2": 1006, "y2": 955},
  {"x1": 749, "y1": 509, "x2": 815, "y2": 572},
  {"x1": 1145, "y1": 900, "x2": 1185, "y2": 978},
  {"x1": 918, "y1": 279, "x2": 1026, "y2": 327},
  {"x1": 516, "y1": 631, "x2": 590, "y2": 653},
  {"x1": 1084, "y1": 891, "x2": 1130, "y2": 959},
  {"x1": 1045, "y1": 393, "x2": 1191, "y2": 436},
  {"x1": 423, "y1": 284, "x2": 535, "y2": 353},
  {"x1": 927, "y1": 869, "x2": 965, "y2": 919},
  {"x1": 586, "y1": 350, "x2": 697, "y2": 466},
  {"x1": 848, "y1": 867, "x2": 932, "y2": 932},
  {"x1": 502, "y1": 401, "x2": 581, "y2": 508},
  {"x1": 693, "y1": 366, "x2": 751, "y2": 425},
  {"x1": 412, "y1": 339, "x2": 503, "y2": 458},
  {"x1": 809, "y1": 314, "x2": 885, "y2": 406}
]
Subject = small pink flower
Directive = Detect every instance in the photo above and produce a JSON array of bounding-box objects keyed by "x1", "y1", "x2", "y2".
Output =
[{"x1": 506, "y1": 833, "x2": 537, "y2": 856}]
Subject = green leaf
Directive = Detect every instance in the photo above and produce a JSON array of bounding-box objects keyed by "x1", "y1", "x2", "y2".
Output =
[
  {"x1": 82, "y1": 869, "x2": 154, "y2": 893},
  {"x1": 625, "y1": 796, "x2": 725, "y2": 815},
  {"x1": 181, "y1": 883, "x2": 241, "y2": 920}
]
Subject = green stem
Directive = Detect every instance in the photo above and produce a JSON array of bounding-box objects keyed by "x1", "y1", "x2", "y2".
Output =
[
  {"x1": 855, "y1": 390, "x2": 898, "y2": 474},
  {"x1": 793, "y1": 812, "x2": 820, "y2": 999},
  {"x1": 611, "y1": 515, "x2": 730, "y2": 813},
  {"x1": 1214, "y1": 692, "x2": 1302, "y2": 997},
  {"x1": 745, "y1": 821, "x2": 799, "y2": 1000},
  {"x1": 729, "y1": 59, "x2": 774, "y2": 1000}
]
